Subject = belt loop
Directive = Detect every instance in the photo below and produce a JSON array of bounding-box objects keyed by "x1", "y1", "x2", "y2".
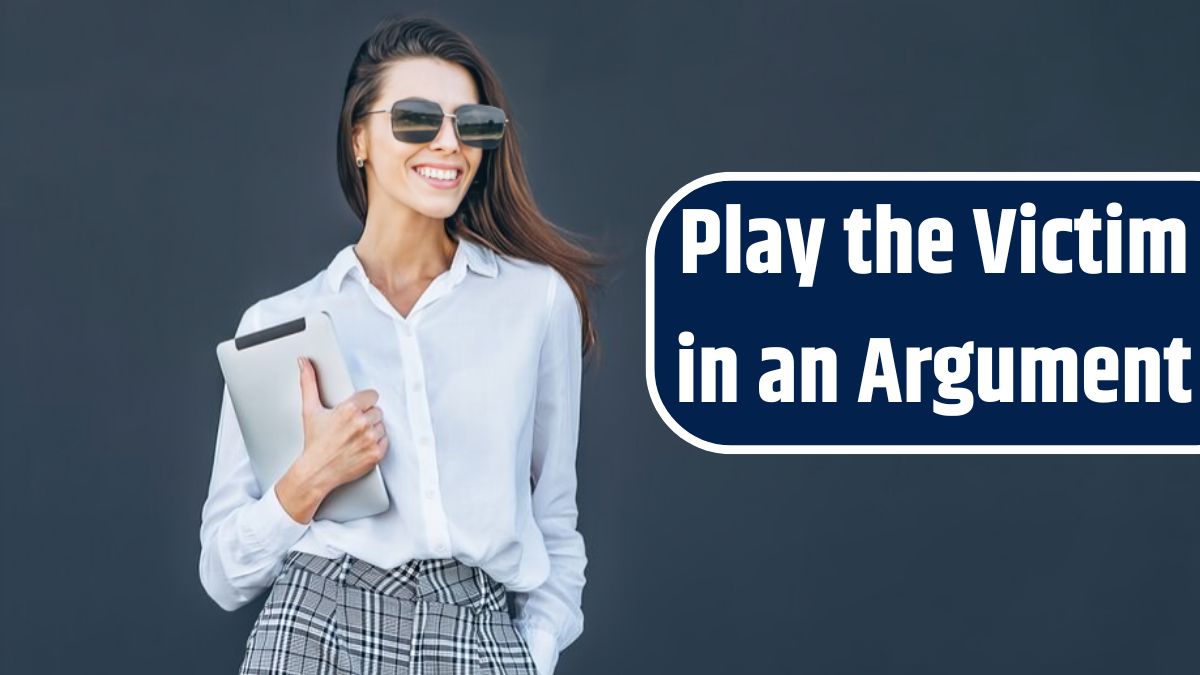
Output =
[
  {"x1": 470, "y1": 566, "x2": 485, "y2": 613},
  {"x1": 338, "y1": 552, "x2": 353, "y2": 584},
  {"x1": 471, "y1": 565, "x2": 495, "y2": 614},
  {"x1": 411, "y1": 559, "x2": 427, "y2": 599}
]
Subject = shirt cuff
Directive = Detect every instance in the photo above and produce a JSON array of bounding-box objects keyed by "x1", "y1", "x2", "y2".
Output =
[
  {"x1": 241, "y1": 479, "x2": 312, "y2": 556},
  {"x1": 520, "y1": 625, "x2": 560, "y2": 675}
]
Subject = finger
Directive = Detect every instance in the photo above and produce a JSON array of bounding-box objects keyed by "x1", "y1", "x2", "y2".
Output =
[
  {"x1": 349, "y1": 388, "x2": 380, "y2": 410},
  {"x1": 359, "y1": 422, "x2": 385, "y2": 451},
  {"x1": 298, "y1": 357, "x2": 323, "y2": 414}
]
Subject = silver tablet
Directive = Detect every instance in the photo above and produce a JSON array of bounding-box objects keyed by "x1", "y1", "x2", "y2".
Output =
[{"x1": 215, "y1": 310, "x2": 390, "y2": 522}]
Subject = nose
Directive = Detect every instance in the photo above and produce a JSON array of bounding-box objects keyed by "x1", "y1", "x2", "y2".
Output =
[{"x1": 427, "y1": 114, "x2": 460, "y2": 152}]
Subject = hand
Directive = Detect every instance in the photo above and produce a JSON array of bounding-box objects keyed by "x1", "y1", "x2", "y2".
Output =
[{"x1": 275, "y1": 356, "x2": 389, "y2": 523}]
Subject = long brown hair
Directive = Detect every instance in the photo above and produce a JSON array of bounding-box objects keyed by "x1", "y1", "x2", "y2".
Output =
[{"x1": 336, "y1": 14, "x2": 607, "y2": 361}]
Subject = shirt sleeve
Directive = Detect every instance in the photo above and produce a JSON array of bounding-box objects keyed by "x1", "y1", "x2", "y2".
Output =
[
  {"x1": 513, "y1": 270, "x2": 588, "y2": 675},
  {"x1": 198, "y1": 301, "x2": 313, "y2": 612}
]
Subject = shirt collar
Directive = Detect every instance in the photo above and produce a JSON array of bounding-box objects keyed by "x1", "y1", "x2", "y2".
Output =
[{"x1": 325, "y1": 235, "x2": 499, "y2": 293}]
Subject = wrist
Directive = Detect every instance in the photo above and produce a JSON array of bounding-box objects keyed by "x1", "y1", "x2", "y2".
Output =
[{"x1": 278, "y1": 460, "x2": 327, "y2": 524}]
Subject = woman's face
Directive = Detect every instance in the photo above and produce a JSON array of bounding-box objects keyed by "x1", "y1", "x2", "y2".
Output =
[{"x1": 353, "y1": 57, "x2": 485, "y2": 220}]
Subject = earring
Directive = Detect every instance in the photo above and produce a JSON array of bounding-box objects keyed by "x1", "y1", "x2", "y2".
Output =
[{"x1": 355, "y1": 156, "x2": 365, "y2": 168}]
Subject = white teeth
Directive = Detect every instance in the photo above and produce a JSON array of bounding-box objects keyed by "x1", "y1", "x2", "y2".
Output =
[{"x1": 415, "y1": 166, "x2": 459, "y2": 181}]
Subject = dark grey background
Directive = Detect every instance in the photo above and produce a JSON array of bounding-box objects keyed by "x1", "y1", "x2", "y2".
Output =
[{"x1": 3, "y1": 1, "x2": 1199, "y2": 673}]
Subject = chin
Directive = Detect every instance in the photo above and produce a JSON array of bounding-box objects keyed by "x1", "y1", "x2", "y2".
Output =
[
  {"x1": 410, "y1": 199, "x2": 462, "y2": 220},
  {"x1": 388, "y1": 187, "x2": 463, "y2": 220}
]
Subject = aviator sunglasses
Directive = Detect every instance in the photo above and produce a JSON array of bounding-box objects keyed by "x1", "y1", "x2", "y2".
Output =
[{"x1": 361, "y1": 97, "x2": 508, "y2": 150}]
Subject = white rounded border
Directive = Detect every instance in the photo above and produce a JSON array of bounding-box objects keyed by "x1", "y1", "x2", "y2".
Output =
[{"x1": 644, "y1": 171, "x2": 1200, "y2": 454}]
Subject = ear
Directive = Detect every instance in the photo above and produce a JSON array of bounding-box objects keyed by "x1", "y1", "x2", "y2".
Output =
[{"x1": 352, "y1": 123, "x2": 369, "y2": 160}]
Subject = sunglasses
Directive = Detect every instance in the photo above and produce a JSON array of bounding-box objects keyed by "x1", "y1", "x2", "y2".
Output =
[{"x1": 361, "y1": 97, "x2": 508, "y2": 150}]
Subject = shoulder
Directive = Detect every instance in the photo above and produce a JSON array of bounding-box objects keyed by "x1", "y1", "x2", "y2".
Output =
[
  {"x1": 235, "y1": 270, "x2": 329, "y2": 334},
  {"x1": 543, "y1": 265, "x2": 578, "y2": 324},
  {"x1": 488, "y1": 251, "x2": 567, "y2": 313},
  {"x1": 487, "y1": 252, "x2": 579, "y2": 341},
  {"x1": 528, "y1": 261, "x2": 580, "y2": 337}
]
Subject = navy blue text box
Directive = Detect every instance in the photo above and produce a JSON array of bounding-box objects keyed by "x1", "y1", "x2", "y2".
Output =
[{"x1": 646, "y1": 173, "x2": 1199, "y2": 450}]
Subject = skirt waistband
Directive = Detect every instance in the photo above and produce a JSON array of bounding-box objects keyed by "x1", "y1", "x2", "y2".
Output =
[{"x1": 282, "y1": 550, "x2": 511, "y2": 614}]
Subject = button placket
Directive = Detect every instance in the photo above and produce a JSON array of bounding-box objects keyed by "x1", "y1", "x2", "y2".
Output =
[{"x1": 394, "y1": 320, "x2": 454, "y2": 559}]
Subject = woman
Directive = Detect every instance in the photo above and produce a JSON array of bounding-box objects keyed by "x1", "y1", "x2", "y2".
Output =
[{"x1": 198, "y1": 15, "x2": 603, "y2": 675}]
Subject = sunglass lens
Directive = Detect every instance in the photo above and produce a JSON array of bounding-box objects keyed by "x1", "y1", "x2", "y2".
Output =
[
  {"x1": 455, "y1": 105, "x2": 507, "y2": 149},
  {"x1": 391, "y1": 99, "x2": 444, "y2": 143}
]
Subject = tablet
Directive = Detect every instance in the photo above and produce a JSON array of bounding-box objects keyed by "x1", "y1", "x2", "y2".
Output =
[{"x1": 215, "y1": 310, "x2": 390, "y2": 522}]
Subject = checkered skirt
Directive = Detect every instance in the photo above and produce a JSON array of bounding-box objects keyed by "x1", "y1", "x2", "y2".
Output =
[{"x1": 239, "y1": 550, "x2": 538, "y2": 675}]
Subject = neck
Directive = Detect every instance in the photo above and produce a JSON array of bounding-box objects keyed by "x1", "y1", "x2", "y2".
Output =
[{"x1": 355, "y1": 200, "x2": 457, "y2": 291}]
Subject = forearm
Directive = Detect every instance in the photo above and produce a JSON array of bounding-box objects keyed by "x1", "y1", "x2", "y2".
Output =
[
  {"x1": 198, "y1": 475, "x2": 314, "y2": 612},
  {"x1": 274, "y1": 458, "x2": 330, "y2": 525}
]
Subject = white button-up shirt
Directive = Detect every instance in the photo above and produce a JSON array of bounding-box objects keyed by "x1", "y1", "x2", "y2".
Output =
[{"x1": 198, "y1": 236, "x2": 586, "y2": 675}]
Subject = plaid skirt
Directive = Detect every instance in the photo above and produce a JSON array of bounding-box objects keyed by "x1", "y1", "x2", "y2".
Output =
[{"x1": 239, "y1": 550, "x2": 538, "y2": 675}]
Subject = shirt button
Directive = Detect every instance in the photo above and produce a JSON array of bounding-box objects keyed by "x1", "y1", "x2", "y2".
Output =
[
  {"x1": 411, "y1": 379, "x2": 422, "y2": 392},
  {"x1": 419, "y1": 436, "x2": 431, "y2": 447},
  {"x1": 424, "y1": 488, "x2": 436, "y2": 499},
  {"x1": 398, "y1": 322, "x2": 412, "y2": 336}
]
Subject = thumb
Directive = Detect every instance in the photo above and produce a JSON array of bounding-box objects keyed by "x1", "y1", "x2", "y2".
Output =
[{"x1": 297, "y1": 356, "x2": 322, "y2": 414}]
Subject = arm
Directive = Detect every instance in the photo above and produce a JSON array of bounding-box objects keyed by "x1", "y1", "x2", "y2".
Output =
[
  {"x1": 513, "y1": 271, "x2": 588, "y2": 675},
  {"x1": 198, "y1": 302, "x2": 313, "y2": 612}
]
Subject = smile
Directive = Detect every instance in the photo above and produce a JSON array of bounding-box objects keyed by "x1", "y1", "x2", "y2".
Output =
[{"x1": 412, "y1": 165, "x2": 463, "y2": 189}]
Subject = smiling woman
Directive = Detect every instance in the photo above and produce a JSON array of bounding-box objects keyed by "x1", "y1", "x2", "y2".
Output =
[
  {"x1": 198, "y1": 13, "x2": 607, "y2": 675},
  {"x1": 356, "y1": 90, "x2": 508, "y2": 197},
  {"x1": 350, "y1": 58, "x2": 491, "y2": 225}
]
